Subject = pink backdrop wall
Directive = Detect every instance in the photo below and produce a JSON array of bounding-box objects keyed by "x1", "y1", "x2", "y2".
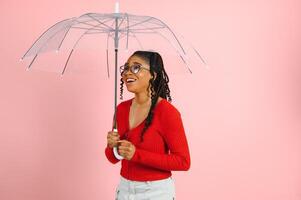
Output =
[{"x1": 1, "y1": 0, "x2": 300, "y2": 199}]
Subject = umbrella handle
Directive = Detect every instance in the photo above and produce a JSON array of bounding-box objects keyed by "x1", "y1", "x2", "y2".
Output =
[
  {"x1": 113, "y1": 147, "x2": 124, "y2": 160},
  {"x1": 112, "y1": 127, "x2": 124, "y2": 160},
  {"x1": 113, "y1": 146, "x2": 124, "y2": 160}
]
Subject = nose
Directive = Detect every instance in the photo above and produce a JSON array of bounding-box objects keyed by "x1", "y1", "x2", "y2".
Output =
[{"x1": 123, "y1": 68, "x2": 133, "y2": 76}]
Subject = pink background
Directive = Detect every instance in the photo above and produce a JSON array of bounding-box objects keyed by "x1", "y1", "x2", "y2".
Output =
[{"x1": 1, "y1": 0, "x2": 301, "y2": 199}]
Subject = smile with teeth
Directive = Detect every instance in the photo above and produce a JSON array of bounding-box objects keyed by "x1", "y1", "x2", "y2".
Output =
[{"x1": 126, "y1": 78, "x2": 137, "y2": 84}]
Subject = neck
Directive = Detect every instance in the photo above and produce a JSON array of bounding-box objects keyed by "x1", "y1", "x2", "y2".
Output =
[{"x1": 133, "y1": 93, "x2": 151, "y2": 107}]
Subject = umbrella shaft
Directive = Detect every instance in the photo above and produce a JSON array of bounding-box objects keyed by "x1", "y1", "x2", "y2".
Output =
[
  {"x1": 113, "y1": 16, "x2": 119, "y2": 130},
  {"x1": 114, "y1": 17, "x2": 119, "y2": 49},
  {"x1": 113, "y1": 48, "x2": 118, "y2": 130}
]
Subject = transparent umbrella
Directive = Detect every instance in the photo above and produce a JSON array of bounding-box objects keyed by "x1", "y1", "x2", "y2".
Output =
[{"x1": 20, "y1": 1, "x2": 208, "y2": 130}]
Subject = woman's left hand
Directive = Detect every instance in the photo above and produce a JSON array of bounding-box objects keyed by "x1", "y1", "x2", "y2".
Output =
[{"x1": 117, "y1": 140, "x2": 136, "y2": 160}]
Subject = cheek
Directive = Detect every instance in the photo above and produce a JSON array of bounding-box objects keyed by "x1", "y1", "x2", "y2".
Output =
[{"x1": 139, "y1": 77, "x2": 151, "y2": 88}]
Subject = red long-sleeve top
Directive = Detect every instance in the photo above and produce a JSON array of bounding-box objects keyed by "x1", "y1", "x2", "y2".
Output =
[{"x1": 105, "y1": 98, "x2": 191, "y2": 181}]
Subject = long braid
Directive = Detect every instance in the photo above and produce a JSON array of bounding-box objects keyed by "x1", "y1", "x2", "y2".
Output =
[
  {"x1": 161, "y1": 67, "x2": 172, "y2": 102},
  {"x1": 138, "y1": 52, "x2": 172, "y2": 143},
  {"x1": 120, "y1": 77, "x2": 124, "y2": 100},
  {"x1": 140, "y1": 75, "x2": 165, "y2": 142}
]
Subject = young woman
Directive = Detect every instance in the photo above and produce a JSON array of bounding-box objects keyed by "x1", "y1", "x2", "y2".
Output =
[{"x1": 105, "y1": 51, "x2": 191, "y2": 200}]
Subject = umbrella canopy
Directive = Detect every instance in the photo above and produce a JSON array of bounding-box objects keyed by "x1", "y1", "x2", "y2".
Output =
[{"x1": 20, "y1": 2, "x2": 208, "y2": 130}]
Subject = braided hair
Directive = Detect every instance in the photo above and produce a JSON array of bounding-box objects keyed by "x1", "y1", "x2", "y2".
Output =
[{"x1": 119, "y1": 51, "x2": 172, "y2": 143}]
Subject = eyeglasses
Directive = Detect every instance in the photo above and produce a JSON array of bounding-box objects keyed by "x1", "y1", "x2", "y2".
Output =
[{"x1": 119, "y1": 63, "x2": 150, "y2": 75}]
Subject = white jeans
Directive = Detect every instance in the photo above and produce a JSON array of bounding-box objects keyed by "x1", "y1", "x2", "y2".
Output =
[{"x1": 115, "y1": 176, "x2": 176, "y2": 200}]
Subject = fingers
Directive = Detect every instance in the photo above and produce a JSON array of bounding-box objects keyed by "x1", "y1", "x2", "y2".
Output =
[
  {"x1": 118, "y1": 140, "x2": 133, "y2": 152},
  {"x1": 117, "y1": 140, "x2": 135, "y2": 160},
  {"x1": 118, "y1": 140, "x2": 131, "y2": 146},
  {"x1": 108, "y1": 131, "x2": 119, "y2": 137},
  {"x1": 118, "y1": 145, "x2": 131, "y2": 152},
  {"x1": 107, "y1": 131, "x2": 120, "y2": 140},
  {"x1": 111, "y1": 131, "x2": 119, "y2": 136},
  {"x1": 107, "y1": 131, "x2": 120, "y2": 147}
]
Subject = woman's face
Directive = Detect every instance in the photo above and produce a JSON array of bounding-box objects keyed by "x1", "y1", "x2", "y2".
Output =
[{"x1": 121, "y1": 55, "x2": 156, "y2": 94}]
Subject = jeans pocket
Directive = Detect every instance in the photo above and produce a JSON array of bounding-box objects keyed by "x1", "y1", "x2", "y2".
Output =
[{"x1": 115, "y1": 188, "x2": 120, "y2": 200}]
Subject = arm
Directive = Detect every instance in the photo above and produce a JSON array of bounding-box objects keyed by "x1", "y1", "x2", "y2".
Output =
[
  {"x1": 105, "y1": 144, "x2": 121, "y2": 164},
  {"x1": 130, "y1": 109, "x2": 191, "y2": 171}
]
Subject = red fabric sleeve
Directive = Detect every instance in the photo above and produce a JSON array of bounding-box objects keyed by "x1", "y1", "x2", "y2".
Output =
[
  {"x1": 130, "y1": 108, "x2": 191, "y2": 171},
  {"x1": 105, "y1": 144, "x2": 120, "y2": 164}
]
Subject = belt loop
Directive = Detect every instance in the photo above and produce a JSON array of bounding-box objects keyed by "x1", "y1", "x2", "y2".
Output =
[{"x1": 146, "y1": 180, "x2": 151, "y2": 187}]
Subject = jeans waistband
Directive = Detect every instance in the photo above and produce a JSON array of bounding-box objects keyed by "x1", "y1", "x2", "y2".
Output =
[{"x1": 120, "y1": 176, "x2": 172, "y2": 186}]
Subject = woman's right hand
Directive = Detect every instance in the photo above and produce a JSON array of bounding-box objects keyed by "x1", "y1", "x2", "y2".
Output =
[{"x1": 107, "y1": 131, "x2": 120, "y2": 148}]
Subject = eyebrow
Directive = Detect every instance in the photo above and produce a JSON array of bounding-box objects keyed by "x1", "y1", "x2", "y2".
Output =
[{"x1": 125, "y1": 61, "x2": 142, "y2": 65}]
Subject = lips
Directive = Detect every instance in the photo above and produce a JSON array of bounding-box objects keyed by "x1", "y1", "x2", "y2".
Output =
[{"x1": 126, "y1": 78, "x2": 137, "y2": 84}]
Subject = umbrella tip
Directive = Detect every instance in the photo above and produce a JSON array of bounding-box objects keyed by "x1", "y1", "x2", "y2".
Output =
[
  {"x1": 20, "y1": 58, "x2": 23, "y2": 62},
  {"x1": 114, "y1": 1, "x2": 120, "y2": 13}
]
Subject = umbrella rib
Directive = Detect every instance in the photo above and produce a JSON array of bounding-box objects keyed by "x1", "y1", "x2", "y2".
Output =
[
  {"x1": 128, "y1": 31, "x2": 144, "y2": 50},
  {"x1": 124, "y1": 17, "x2": 153, "y2": 29},
  {"x1": 74, "y1": 20, "x2": 103, "y2": 28},
  {"x1": 26, "y1": 54, "x2": 38, "y2": 70},
  {"x1": 128, "y1": 16, "x2": 163, "y2": 27},
  {"x1": 61, "y1": 18, "x2": 116, "y2": 75},
  {"x1": 37, "y1": 27, "x2": 73, "y2": 59},
  {"x1": 125, "y1": 13, "x2": 129, "y2": 49},
  {"x1": 61, "y1": 49, "x2": 74, "y2": 75},
  {"x1": 117, "y1": 30, "x2": 133, "y2": 39},
  {"x1": 128, "y1": 25, "x2": 193, "y2": 73},
  {"x1": 71, "y1": 26, "x2": 109, "y2": 32},
  {"x1": 131, "y1": 16, "x2": 193, "y2": 73},
  {"x1": 21, "y1": 17, "x2": 76, "y2": 60},
  {"x1": 26, "y1": 20, "x2": 76, "y2": 69},
  {"x1": 106, "y1": 48, "x2": 110, "y2": 78},
  {"x1": 85, "y1": 18, "x2": 115, "y2": 33},
  {"x1": 151, "y1": 17, "x2": 187, "y2": 55},
  {"x1": 84, "y1": 31, "x2": 111, "y2": 34},
  {"x1": 72, "y1": 18, "x2": 113, "y2": 32},
  {"x1": 106, "y1": 19, "x2": 116, "y2": 79},
  {"x1": 57, "y1": 26, "x2": 72, "y2": 51},
  {"x1": 117, "y1": 15, "x2": 126, "y2": 30},
  {"x1": 128, "y1": 27, "x2": 179, "y2": 54},
  {"x1": 122, "y1": 26, "x2": 165, "y2": 32},
  {"x1": 126, "y1": 31, "x2": 160, "y2": 34},
  {"x1": 73, "y1": 18, "x2": 114, "y2": 32},
  {"x1": 57, "y1": 18, "x2": 114, "y2": 74},
  {"x1": 175, "y1": 32, "x2": 208, "y2": 66},
  {"x1": 106, "y1": 29, "x2": 110, "y2": 78},
  {"x1": 86, "y1": 13, "x2": 114, "y2": 31},
  {"x1": 116, "y1": 31, "x2": 143, "y2": 50}
]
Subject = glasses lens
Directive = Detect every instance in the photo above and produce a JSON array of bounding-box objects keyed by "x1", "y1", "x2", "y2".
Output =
[
  {"x1": 120, "y1": 66, "x2": 124, "y2": 75},
  {"x1": 132, "y1": 64, "x2": 141, "y2": 74},
  {"x1": 120, "y1": 65, "x2": 129, "y2": 75}
]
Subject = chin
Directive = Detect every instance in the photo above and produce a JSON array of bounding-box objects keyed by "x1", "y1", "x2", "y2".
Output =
[{"x1": 126, "y1": 86, "x2": 137, "y2": 93}]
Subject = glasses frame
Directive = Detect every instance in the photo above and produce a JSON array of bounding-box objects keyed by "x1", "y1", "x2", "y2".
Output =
[{"x1": 119, "y1": 63, "x2": 150, "y2": 75}]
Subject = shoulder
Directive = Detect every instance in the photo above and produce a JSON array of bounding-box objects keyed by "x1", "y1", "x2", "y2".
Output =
[
  {"x1": 158, "y1": 98, "x2": 181, "y2": 117},
  {"x1": 157, "y1": 99, "x2": 183, "y2": 133},
  {"x1": 118, "y1": 98, "x2": 132, "y2": 107},
  {"x1": 116, "y1": 98, "x2": 132, "y2": 112}
]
